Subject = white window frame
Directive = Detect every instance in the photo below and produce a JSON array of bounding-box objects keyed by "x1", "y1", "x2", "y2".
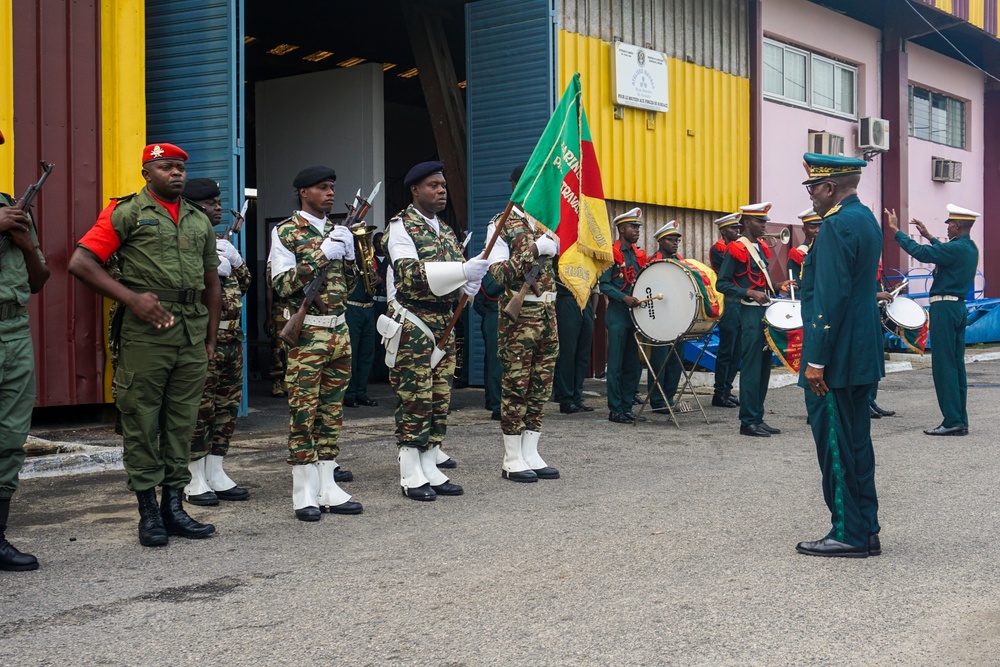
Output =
[
  {"x1": 763, "y1": 37, "x2": 858, "y2": 120},
  {"x1": 907, "y1": 84, "x2": 967, "y2": 150}
]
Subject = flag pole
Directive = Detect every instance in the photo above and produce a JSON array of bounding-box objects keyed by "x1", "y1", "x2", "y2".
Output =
[{"x1": 433, "y1": 200, "x2": 514, "y2": 364}]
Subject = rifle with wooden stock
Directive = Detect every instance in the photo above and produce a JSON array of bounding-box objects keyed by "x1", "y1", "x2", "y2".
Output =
[
  {"x1": 501, "y1": 263, "x2": 542, "y2": 321},
  {"x1": 0, "y1": 160, "x2": 54, "y2": 260},
  {"x1": 279, "y1": 182, "x2": 381, "y2": 345}
]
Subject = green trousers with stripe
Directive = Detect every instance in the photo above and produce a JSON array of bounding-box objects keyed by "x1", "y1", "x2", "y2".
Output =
[
  {"x1": 929, "y1": 301, "x2": 968, "y2": 428},
  {"x1": 804, "y1": 383, "x2": 880, "y2": 548}
]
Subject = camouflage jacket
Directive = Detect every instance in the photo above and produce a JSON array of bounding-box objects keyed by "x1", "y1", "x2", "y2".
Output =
[
  {"x1": 487, "y1": 210, "x2": 557, "y2": 312},
  {"x1": 387, "y1": 204, "x2": 465, "y2": 330},
  {"x1": 218, "y1": 262, "x2": 251, "y2": 342},
  {"x1": 269, "y1": 212, "x2": 358, "y2": 317}
]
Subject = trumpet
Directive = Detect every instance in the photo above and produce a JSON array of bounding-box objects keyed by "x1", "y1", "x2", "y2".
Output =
[{"x1": 759, "y1": 228, "x2": 791, "y2": 246}]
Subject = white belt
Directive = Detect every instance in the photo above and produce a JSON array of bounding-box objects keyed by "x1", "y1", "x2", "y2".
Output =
[
  {"x1": 218, "y1": 319, "x2": 240, "y2": 331},
  {"x1": 522, "y1": 291, "x2": 557, "y2": 304},
  {"x1": 302, "y1": 313, "x2": 346, "y2": 328},
  {"x1": 929, "y1": 295, "x2": 961, "y2": 303},
  {"x1": 372, "y1": 296, "x2": 388, "y2": 303}
]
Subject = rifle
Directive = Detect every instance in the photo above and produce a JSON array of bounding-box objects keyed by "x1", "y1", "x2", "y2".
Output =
[
  {"x1": 501, "y1": 263, "x2": 542, "y2": 322},
  {"x1": 223, "y1": 188, "x2": 256, "y2": 240},
  {"x1": 279, "y1": 181, "x2": 381, "y2": 346},
  {"x1": 0, "y1": 161, "x2": 54, "y2": 260}
]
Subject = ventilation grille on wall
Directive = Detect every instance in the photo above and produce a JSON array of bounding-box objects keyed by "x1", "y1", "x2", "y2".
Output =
[
  {"x1": 808, "y1": 131, "x2": 845, "y2": 156},
  {"x1": 931, "y1": 157, "x2": 962, "y2": 182}
]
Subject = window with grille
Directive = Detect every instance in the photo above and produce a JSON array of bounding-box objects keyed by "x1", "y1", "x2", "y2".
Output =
[{"x1": 908, "y1": 85, "x2": 966, "y2": 149}]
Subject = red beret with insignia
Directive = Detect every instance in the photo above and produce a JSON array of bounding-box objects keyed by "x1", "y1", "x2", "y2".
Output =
[{"x1": 142, "y1": 143, "x2": 188, "y2": 164}]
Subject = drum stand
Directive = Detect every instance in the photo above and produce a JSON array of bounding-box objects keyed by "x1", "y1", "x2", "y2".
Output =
[{"x1": 633, "y1": 332, "x2": 711, "y2": 428}]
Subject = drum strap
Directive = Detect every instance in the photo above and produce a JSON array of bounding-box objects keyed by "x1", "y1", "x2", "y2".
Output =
[{"x1": 737, "y1": 237, "x2": 775, "y2": 295}]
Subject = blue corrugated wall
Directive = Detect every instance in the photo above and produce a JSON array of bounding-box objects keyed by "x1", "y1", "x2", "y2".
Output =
[{"x1": 465, "y1": 0, "x2": 556, "y2": 386}]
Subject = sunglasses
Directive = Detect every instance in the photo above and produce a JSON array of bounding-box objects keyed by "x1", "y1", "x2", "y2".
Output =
[{"x1": 805, "y1": 180, "x2": 833, "y2": 193}]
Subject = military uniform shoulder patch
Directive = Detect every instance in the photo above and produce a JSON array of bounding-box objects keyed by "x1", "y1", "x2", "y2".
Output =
[
  {"x1": 822, "y1": 204, "x2": 842, "y2": 218},
  {"x1": 114, "y1": 193, "x2": 137, "y2": 202}
]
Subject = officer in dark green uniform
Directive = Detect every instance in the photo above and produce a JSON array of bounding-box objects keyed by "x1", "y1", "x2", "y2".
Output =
[
  {"x1": 70, "y1": 143, "x2": 221, "y2": 548},
  {"x1": 887, "y1": 204, "x2": 980, "y2": 436},
  {"x1": 600, "y1": 208, "x2": 647, "y2": 424},
  {"x1": 345, "y1": 247, "x2": 379, "y2": 409},
  {"x1": 796, "y1": 152, "x2": 884, "y2": 559},
  {"x1": 473, "y1": 273, "x2": 502, "y2": 420},
  {"x1": 646, "y1": 221, "x2": 684, "y2": 412},
  {"x1": 553, "y1": 255, "x2": 596, "y2": 415},
  {"x1": 710, "y1": 213, "x2": 742, "y2": 408},
  {"x1": 0, "y1": 127, "x2": 50, "y2": 571}
]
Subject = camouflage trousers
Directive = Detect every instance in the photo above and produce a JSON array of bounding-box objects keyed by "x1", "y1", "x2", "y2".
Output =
[
  {"x1": 108, "y1": 301, "x2": 121, "y2": 400},
  {"x1": 268, "y1": 309, "x2": 289, "y2": 393},
  {"x1": 190, "y1": 338, "x2": 243, "y2": 460},
  {"x1": 388, "y1": 314, "x2": 456, "y2": 451},
  {"x1": 498, "y1": 303, "x2": 559, "y2": 435},
  {"x1": 284, "y1": 322, "x2": 352, "y2": 464}
]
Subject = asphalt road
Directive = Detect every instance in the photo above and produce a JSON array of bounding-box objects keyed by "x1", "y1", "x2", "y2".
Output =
[{"x1": 3, "y1": 361, "x2": 1000, "y2": 666}]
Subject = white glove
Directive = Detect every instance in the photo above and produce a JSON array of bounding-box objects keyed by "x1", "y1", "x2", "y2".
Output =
[
  {"x1": 462, "y1": 255, "x2": 491, "y2": 283},
  {"x1": 462, "y1": 279, "x2": 482, "y2": 297},
  {"x1": 534, "y1": 235, "x2": 558, "y2": 257},
  {"x1": 328, "y1": 226, "x2": 355, "y2": 261},
  {"x1": 321, "y1": 237, "x2": 347, "y2": 261},
  {"x1": 217, "y1": 256, "x2": 232, "y2": 278},
  {"x1": 216, "y1": 238, "x2": 243, "y2": 268}
]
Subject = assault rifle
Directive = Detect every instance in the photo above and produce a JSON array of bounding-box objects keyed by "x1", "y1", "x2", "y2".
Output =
[
  {"x1": 279, "y1": 181, "x2": 381, "y2": 345},
  {"x1": 501, "y1": 263, "x2": 542, "y2": 322},
  {"x1": 223, "y1": 188, "x2": 256, "y2": 240},
  {"x1": 0, "y1": 161, "x2": 55, "y2": 260}
]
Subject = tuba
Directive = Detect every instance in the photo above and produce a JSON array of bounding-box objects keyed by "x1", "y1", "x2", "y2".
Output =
[{"x1": 351, "y1": 223, "x2": 378, "y2": 296}]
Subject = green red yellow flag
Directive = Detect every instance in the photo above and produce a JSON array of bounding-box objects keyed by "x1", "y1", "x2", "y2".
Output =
[{"x1": 510, "y1": 73, "x2": 614, "y2": 309}]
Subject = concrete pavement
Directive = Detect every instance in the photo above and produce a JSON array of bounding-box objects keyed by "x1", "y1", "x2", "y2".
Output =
[{"x1": 3, "y1": 360, "x2": 1000, "y2": 665}]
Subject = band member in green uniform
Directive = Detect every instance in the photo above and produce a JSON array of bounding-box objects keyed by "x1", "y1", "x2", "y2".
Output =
[
  {"x1": 70, "y1": 143, "x2": 220, "y2": 547},
  {"x1": 787, "y1": 208, "x2": 822, "y2": 286},
  {"x1": 710, "y1": 213, "x2": 742, "y2": 408},
  {"x1": 0, "y1": 127, "x2": 50, "y2": 570},
  {"x1": 473, "y1": 273, "x2": 503, "y2": 420},
  {"x1": 600, "y1": 208, "x2": 647, "y2": 424},
  {"x1": 552, "y1": 265, "x2": 596, "y2": 415},
  {"x1": 716, "y1": 203, "x2": 791, "y2": 437},
  {"x1": 646, "y1": 221, "x2": 684, "y2": 412},
  {"x1": 344, "y1": 250, "x2": 379, "y2": 409},
  {"x1": 886, "y1": 204, "x2": 980, "y2": 436},
  {"x1": 797, "y1": 153, "x2": 884, "y2": 558}
]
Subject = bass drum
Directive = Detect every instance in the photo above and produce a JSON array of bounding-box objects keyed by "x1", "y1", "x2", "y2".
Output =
[
  {"x1": 884, "y1": 295, "x2": 927, "y2": 331},
  {"x1": 630, "y1": 260, "x2": 719, "y2": 343}
]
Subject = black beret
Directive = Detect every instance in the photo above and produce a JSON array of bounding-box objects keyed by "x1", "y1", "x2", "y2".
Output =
[
  {"x1": 403, "y1": 161, "x2": 445, "y2": 188},
  {"x1": 293, "y1": 166, "x2": 337, "y2": 189},
  {"x1": 182, "y1": 178, "x2": 220, "y2": 201},
  {"x1": 510, "y1": 164, "x2": 526, "y2": 184}
]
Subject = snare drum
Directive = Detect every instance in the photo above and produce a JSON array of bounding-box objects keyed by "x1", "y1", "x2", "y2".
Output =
[
  {"x1": 630, "y1": 260, "x2": 719, "y2": 343},
  {"x1": 884, "y1": 295, "x2": 927, "y2": 331},
  {"x1": 763, "y1": 300, "x2": 802, "y2": 331}
]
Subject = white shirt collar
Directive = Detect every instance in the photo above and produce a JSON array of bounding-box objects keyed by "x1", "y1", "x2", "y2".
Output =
[{"x1": 297, "y1": 210, "x2": 328, "y2": 233}]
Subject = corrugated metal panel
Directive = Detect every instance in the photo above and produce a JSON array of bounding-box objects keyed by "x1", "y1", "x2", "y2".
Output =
[
  {"x1": 559, "y1": 30, "x2": 750, "y2": 214},
  {"x1": 606, "y1": 200, "x2": 724, "y2": 270},
  {"x1": 971, "y1": 0, "x2": 985, "y2": 27},
  {"x1": 558, "y1": 0, "x2": 747, "y2": 77},
  {"x1": 465, "y1": 0, "x2": 555, "y2": 387},
  {"x1": 936, "y1": 0, "x2": 954, "y2": 13},
  {"x1": 12, "y1": 0, "x2": 105, "y2": 406}
]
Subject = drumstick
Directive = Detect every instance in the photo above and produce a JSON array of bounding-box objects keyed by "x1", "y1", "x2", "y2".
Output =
[
  {"x1": 788, "y1": 269, "x2": 795, "y2": 302},
  {"x1": 632, "y1": 293, "x2": 663, "y2": 307}
]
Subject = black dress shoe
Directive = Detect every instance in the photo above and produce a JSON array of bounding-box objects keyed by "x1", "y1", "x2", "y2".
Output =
[
  {"x1": 759, "y1": 422, "x2": 781, "y2": 434},
  {"x1": 343, "y1": 398, "x2": 358, "y2": 408},
  {"x1": 608, "y1": 412, "x2": 634, "y2": 424},
  {"x1": 502, "y1": 469, "x2": 538, "y2": 483},
  {"x1": 711, "y1": 395, "x2": 737, "y2": 408},
  {"x1": 437, "y1": 458, "x2": 457, "y2": 469},
  {"x1": 295, "y1": 506, "x2": 322, "y2": 521},
  {"x1": 923, "y1": 425, "x2": 968, "y2": 436},
  {"x1": 560, "y1": 403, "x2": 583, "y2": 414},
  {"x1": 185, "y1": 491, "x2": 219, "y2": 506},
  {"x1": 869, "y1": 405, "x2": 882, "y2": 419},
  {"x1": 356, "y1": 397, "x2": 378, "y2": 407},
  {"x1": 795, "y1": 537, "x2": 869, "y2": 558},
  {"x1": 871, "y1": 402, "x2": 895, "y2": 417},
  {"x1": 869, "y1": 534, "x2": 881, "y2": 556},
  {"x1": 576, "y1": 403, "x2": 594, "y2": 412},
  {"x1": 334, "y1": 468, "x2": 354, "y2": 483},
  {"x1": 739, "y1": 423, "x2": 770, "y2": 437},
  {"x1": 624, "y1": 411, "x2": 647, "y2": 423},
  {"x1": 215, "y1": 486, "x2": 249, "y2": 501},
  {"x1": 322, "y1": 501, "x2": 363, "y2": 515},
  {"x1": 491, "y1": 411, "x2": 501, "y2": 421},
  {"x1": 532, "y1": 466, "x2": 560, "y2": 480},
  {"x1": 160, "y1": 487, "x2": 216, "y2": 539},
  {"x1": 727, "y1": 394, "x2": 740, "y2": 406},
  {"x1": 402, "y1": 484, "x2": 437, "y2": 501},
  {"x1": 632, "y1": 395, "x2": 643, "y2": 406},
  {"x1": 0, "y1": 538, "x2": 39, "y2": 571},
  {"x1": 431, "y1": 482, "x2": 464, "y2": 496}
]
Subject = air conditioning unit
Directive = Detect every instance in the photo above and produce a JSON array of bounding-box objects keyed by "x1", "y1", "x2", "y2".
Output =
[
  {"x1": 858, "y1": 117, "x2": 890, "y2": 151},
  {"x1": 808, "y1": 131, "x2": 845, "y2": 156},
  {"x1": 931, "y1": 157, "x2": 962, "y2": 182}
]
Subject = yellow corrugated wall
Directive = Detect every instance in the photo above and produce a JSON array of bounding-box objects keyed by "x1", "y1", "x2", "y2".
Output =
[
  {"x1": 970, "y1": 0, "x2": 985, "y2": 28},
  {"x1": 100, "y1": 0, "x2": 146, "y2": 401},
  {"x1": 0, "y1": 0, "x2": 12, "y2": 193},
  {"x1": 558, "y1": 30, "x2": 749, "y2": 215},
  {"x1": 936, "y1": 0, "x2": 954, "y2": 13}
]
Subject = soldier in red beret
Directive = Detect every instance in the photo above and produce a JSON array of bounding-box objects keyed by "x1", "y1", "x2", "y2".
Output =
[{"x1": 69, "y1": 143, "x2": 222, "y2": 547}]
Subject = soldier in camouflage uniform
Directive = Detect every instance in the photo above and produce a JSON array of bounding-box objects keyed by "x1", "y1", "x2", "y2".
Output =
[
  {"x1": 267, "y1": 166, "x2": 362, "y2": 521},
  {"x1": 383, "y1": 161, "x2": 490, "y2": 501},
  {"x1": 265, "y1": 262, "x2": 289, "y2": 397},
  {"x1": 181, "y1": 179, "x2": 251, "y2": 506},
  {"x1": 485, "y1": 165, "x2": 560, "y2": 482}
]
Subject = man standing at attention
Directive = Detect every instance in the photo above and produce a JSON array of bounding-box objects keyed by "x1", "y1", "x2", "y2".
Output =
[
  {"x1": 886, "y1": 204, "x2": 980, "y2": 436},
  {"x1": 709, "y1": 213, "x2": 742, "y2": 409},
  {"x1": 0, "y1": 127, "x2": 50, "y2": 570},
  {"x1": 383, "y1": 161, "x2": 490, "y2": 501},
  {"x1": 267, "y1": 166, "x2": 362, "y2": 521},
  {"x1": 600, "y1": 208, "x2": 647, "y2": 424},
  {"x1": 796, "y1": 153, "x2": 884, "y2": 558},
  {"x1": 69, "y1": 143, "x2": 220, "y2": 547}
]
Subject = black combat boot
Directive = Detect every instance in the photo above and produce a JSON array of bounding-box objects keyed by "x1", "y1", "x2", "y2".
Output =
[
  {"x1": 160, "y1": 487, "x2": 216, "y2": 539},
  {"x1": 136, "y1": 489, "x2": 168, "y2": 547},
  {"x1": 0, "y1": 498, "x2": 39, "y2": 571}
]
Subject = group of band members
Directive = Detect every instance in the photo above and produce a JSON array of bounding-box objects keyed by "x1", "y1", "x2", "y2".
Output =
[{"x1": 0, "y1": 127, "x2": 985, "y2": 566}]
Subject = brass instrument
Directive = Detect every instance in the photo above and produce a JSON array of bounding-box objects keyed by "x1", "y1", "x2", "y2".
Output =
[
  {"x1": 352, "y1": 223, "x2": 378, "y2": 296},
  {"x1": 760, "y1": 228, "x2": 791, "y2": 246}
]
